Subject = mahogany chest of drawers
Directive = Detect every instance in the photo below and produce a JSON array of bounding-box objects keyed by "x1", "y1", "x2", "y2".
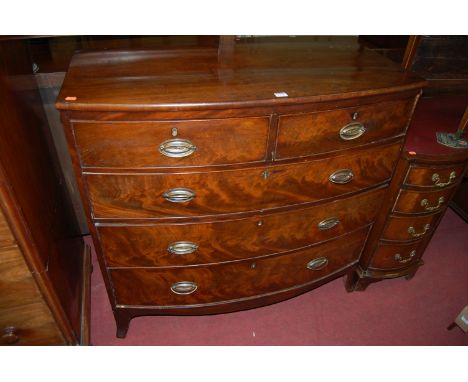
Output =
[{"x1": 56, "y1": 39, "x2": 426, "y2": 338}]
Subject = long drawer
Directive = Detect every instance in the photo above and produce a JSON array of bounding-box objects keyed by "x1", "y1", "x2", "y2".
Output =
[
  {"x1": 87, "y1": 142, "x2": 401, "y2": 219},
  {"x1": 110, "y1": 227, "x2": 369, "y2": 306},
  {"x1": 72, "y1": 117, "x2": 270, "y2": 168},
  {"x1": 99, "y1": 187, "x2": 385, "y2": 267},
  {"x1": 276, "y1": 98, "x2": 414, "y2": 159}
]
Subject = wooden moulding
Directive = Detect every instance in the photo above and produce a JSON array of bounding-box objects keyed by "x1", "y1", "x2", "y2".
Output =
[{"x1": 79, "y1": 244, "x2": 92, "y2": 345}]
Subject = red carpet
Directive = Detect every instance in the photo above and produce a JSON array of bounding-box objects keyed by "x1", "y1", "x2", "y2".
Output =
[{"x1": 89, "y1": 208, "x2": 468, "y2": 345}]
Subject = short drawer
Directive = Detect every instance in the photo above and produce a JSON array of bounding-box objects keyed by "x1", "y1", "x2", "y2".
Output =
[
  {"x1": 276, "y1": 98, "x2": 414, "y2": 159},
  {"x1": 382, "y1": 212, "x2": 441, "y2": 241},
  {"x1": 369, "y1": 241, "x2": 422, "y2": 270},
  {"x1": 404, "y1": 164, "x2": 466, "y2": 188},
  {"x1": 87, "y1": 142, "x2": 400, "y2": 219},
  {"x1": 393, "y1": 187, "x2": 455, "y2": 214},
  {"x1": 110, "y1": 227, "x2": 368, "y2": 306},
  {"x1": 99, "y1": 187, "x2": 385, "y2": 267},
  {"x1": 0, "y1": 302, "x2": 64, "y2": 345},
  {"x1": 72, "y1": 117, "x2": 270, "y2": 168}
]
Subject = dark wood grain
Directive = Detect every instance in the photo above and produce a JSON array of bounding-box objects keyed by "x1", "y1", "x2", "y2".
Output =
[
  {"x1": 56, "y1": 41, "x2": 425, "y2": 112},
  {"x1": 99, "y1": 187, "x2": 384, "y2": 267},
  {"x1": 276, "y1": 97, "x2": 415, "y2": 158},
  {"x1": 73, "y1": 117, "x2": 270, "y2": 168},
  {"x1": 110, "y1": 227, "x2": 368, "y2": 306},
  {"x1": 87, "y1": 142, "x2": 401, "y2": 219},
  {"x1": 0, "y1": 38, "x2": 88, "y2": 345}
]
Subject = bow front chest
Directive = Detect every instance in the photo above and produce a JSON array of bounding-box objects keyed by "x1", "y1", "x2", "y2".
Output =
[{"x1": 56, "y1": 39, "x2": 426, "y2": 338}]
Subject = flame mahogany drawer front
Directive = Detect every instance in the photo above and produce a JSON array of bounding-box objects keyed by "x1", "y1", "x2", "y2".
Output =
[
  {"x1": 369, "y1": 241, "x2": 422, "y2": 270},
  {"x1": 381, "y1": 212, "x2": 441, "y2": 241},
  {"x1": 99, "y1": 187, "x2": 385, "y2": 267},
  {"x1": 276, "y1": 98, "x2": 414, "y2": 159},
  {"x1": 110, "y1": 227, "x2": 369, "y2": 307},
  {"x1": 393, "y1": 186, "x2": 456, "y2": 214},
  {"x1": 404, "y1": 164, "x2": 466, "y2": 188},
  {"x1": 87, "y1": 142, "x2": 401, "y2": 219},
  {"x1": 72, "y1": 117, "x2": 270, "y2": 168}
]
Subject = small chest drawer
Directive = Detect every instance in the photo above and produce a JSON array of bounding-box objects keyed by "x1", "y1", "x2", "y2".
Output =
[
  {"x1": 109, "y1": 227, "x2": 368, "y2": 306},
  {"x1": 404, "y1": 164, "x2": 466, "y2": 188},
  {"x1": 276, "y1": 98, "x2": 414, "y2": 159},
  {"x1": 99, "y1": 187, "x2": 384, "y2": 267},
  {"x1": 369, "y1": 241, "x2": 422, "y2": 270},
  {"x1": 73, "y1": 117, "x2": 270, "y2": 168},
  {"x1": 393, "y1": 187, "x2": 455, "y2": 214},
  {"x1": 87, "y1": 142, "x2": 400, "y2": 219},
  {"x1": 382, "y1": 212, "x2": 441, "y2": 241}
]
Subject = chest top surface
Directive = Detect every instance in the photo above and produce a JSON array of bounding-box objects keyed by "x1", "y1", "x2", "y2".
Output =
[{"x1": 56, "y1": 38, "x2": 425, "y2": 112}]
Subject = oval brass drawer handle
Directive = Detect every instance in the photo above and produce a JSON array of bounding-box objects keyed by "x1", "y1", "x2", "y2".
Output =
[
  {"x1": 318, "y1": 217, "x2": 340, "y2": 230},
  {"x1": 339, "y1": 122, "x2": 366, "y2": 141},
  {"x1": 306, "y1": 257, "x2": 328, "y2": 270},
  {"x1": 329, "y1": 169, "x2": 354, "y2": 184},
  {"x1": 420, "y1": 197, "x2": 445, "y2": 211},
  {"x1": 163, "y1": 188, "x2": 196, "y2": 203},
  {"x1": 170, "y1": 281, "x2": 198, "y2": 295},
  {"x1": 167, "y1": 241, "x2": 199, "y2": 255},
  {"x1": 394, "y1": 250, "x2": 416, "y2": 264},
  {"x1": 408, "y1": 224, "x2": 430, "y2": 238},
  {"x1": 159, "y1": 138, "x2": 197, "y2": 158},
  {"x1": 431, "y1": 171, "x2": 456, "y2": 187}
]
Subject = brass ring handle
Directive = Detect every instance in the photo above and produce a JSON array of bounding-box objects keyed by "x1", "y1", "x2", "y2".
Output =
[
  {"x1": 394, "y1": 250, "x2": 416, "y2": 264},
  {"x1": 159, "y1": 138, "x2": 197, "y2": 158},
  {"x1": 306, "y1": 257, "x2": 329, "y2": 270},
  {"x1": 318, "y1": 217, "x2": 340, "y2": 231},
  {"x1": 420, "y1": 197, "x2": 445, "y2": 211},
  {"x1": 329, "y1": 169, "x2": 354, "y2": 184},
  {"x1": 163, "y1": 188, "x2": 196, "y2": 203},
  {"x1": 339, "y1": 122, "x2": 366, "y2": 140},
  {"x1": 170, "y1": 281, "x2": 198, "y2": 295},
  {"x1": 408, "y1": 224, "x2": 430, "y2": 238},
  {"x1": 431, "y1": 171, "x2": 456, "y2": 187},
  {"x1": 167, "y1": 241, "x2": 199, "y2": 255}
]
